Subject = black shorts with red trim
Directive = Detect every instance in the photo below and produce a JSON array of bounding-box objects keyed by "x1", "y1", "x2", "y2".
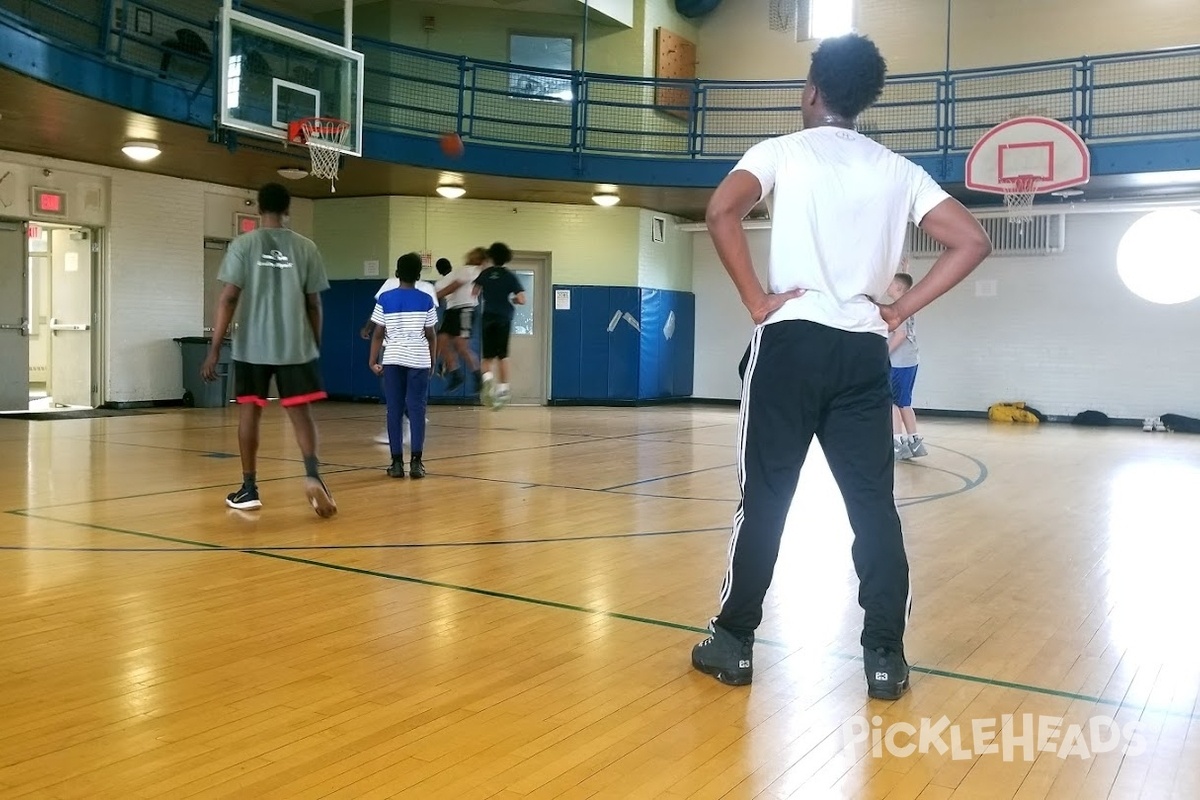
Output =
[{"x1": 233, "y1": 360, "x2": 326, "y2": 407}]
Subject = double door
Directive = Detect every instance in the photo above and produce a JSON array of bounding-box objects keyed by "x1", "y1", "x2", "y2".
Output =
[{"x1": 0, "y1": 221, "x2": 96, "y2": 411}]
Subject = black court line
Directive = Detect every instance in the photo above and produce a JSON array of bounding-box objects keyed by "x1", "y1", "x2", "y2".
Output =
[
  {"x1": 895, "y1": 444, "x2": 990, "y2": 508},
  {"x1": 601, "y1": 463, "x2": 736, "y2": 491},
  {"x1": 420, "y1": 434, "x2": 641, "y2": 464},
  {"x1": 77, "y1": 436, "x2": 370, "y2": 471},
  {"x1": 10, "y1": 438, "x2": 988, "y2": 516},
  {"x1": 5, "y1": 465, "x2": 374, "y2": 513},
  {"x1": 7, "y1": 510, "x2": 1195, "y2": 719}
]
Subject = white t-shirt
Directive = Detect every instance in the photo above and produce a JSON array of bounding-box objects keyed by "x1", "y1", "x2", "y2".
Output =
[
  {"x1": 375, "y1": 278, "x2": 437, "y2": 305},
  {"x1": 733, "y1": 127, "x2": 950, "y2": 336},
  {"x1": 435, "y1": 266, "x2": 479, "y2": 310}
]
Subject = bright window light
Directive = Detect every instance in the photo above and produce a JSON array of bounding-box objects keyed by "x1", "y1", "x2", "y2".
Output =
[
  {"x1": 226, "y1": 55, "x2": 242, "y2": 111},
  {"x1": 810, "y1": 0, "x2": 854, "y2": 39},
  {"x1": 1116, "y1": 209, "x2": 1200, "y2": 305}
]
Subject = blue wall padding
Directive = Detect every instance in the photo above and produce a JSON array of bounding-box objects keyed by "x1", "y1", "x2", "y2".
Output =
[
  {"x1": 580, "y1": 288, "x2": 613, "y2": 399},
  {"x1": 640, "y1": 289, "x2": 666, "y2": 400},
  {"x1": 325, "y1": 280, "x2": 694, "y2": 403},
  {"x1": 672, "y1": 292, "x2": 696, "y2": 398},
  {"x1": 320, "y1": 280, "x2": 380, "y2": 399},
  {"x1": 550, "y1": 285, "x2": 695, "y2": 402},
  {"x1": 638, "y1": 288, "x2": 696, "y2": 400},
  {"x1": 608, "y1": 287, "x2": 641, "y2": 400},
  {"x1": 322, "y1": 279, "x2": 483, "y2": 401}
]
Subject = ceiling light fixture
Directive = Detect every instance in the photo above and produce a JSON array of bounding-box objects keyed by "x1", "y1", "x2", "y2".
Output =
[
  {"x1": 121, "y1": 141, "x2": 161, "y2": 162},
  {"x1": 436, "y1": 184, "x2": 466, "y2": 199},
  {"x1": 592, "y1": 192, "x2": 620, "y2": 207},
  {"x1": 277, "y1": 166, "x2": 309, "y2": 180}
]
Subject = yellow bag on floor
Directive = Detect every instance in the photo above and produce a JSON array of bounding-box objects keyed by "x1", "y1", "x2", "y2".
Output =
[{"x1": 988, "y1": 402, "x2": 1042, "y2": 424}]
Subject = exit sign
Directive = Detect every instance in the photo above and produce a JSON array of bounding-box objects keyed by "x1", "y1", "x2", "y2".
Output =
[
  {"x1": 31, "y1": 187, "x2": 67, "y2": 218},
  {"x1": 234, "y1": 213, "x2": 260, "y2": 236}
]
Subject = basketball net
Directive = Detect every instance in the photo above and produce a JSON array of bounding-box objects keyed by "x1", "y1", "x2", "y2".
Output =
[
  {"x1": 289, "y1": 118, "x2": 351, "y2": 193},
  {"x1": 1001, "y1": 175, "x2": 1039, "y2": 224}
]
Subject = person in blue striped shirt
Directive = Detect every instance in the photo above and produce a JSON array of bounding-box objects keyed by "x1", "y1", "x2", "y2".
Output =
[{"x1": 369, "y1": 253, "x2": 438, "y2": 479}]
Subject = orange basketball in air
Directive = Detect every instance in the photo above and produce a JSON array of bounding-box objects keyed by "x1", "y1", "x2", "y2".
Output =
[{"x1": 440, "y1": 132, "x2": 464, "y2": 158}]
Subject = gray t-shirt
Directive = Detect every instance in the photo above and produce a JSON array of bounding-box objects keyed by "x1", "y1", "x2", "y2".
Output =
[
  {"x1": 890, "y1": 315, "x2": 919, "y2": 368},
  {"x1": 217, "y1": 227, "x2": 330, "y2": 365}
]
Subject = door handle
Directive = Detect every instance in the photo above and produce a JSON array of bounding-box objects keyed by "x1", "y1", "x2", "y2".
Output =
[
  {"x1": 49, "y1": 318, "x2": 90, "y2": 332},
  {"x1": 0, "y1": 319, "x2": 29, "y2": 335}
]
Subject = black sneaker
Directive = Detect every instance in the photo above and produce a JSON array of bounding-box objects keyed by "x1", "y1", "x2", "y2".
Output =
[
  {"x1": 864, "y1": 646, "x2": 910, "y2": 700},
  {"x1": 226, "y1": 485, "x2": 262, "y2": 510},
  {"x1": 386, "y1": 458, "x2": 405, "y2": 479},
  {"x1": 446, "y1": 370, "x2": 465, "y2": 392},
  {"x1": 691, "y1": 625, "x2": 753, "y2": 686},
  {"x1": 409, "y1": 458, "x2": 426, "y2": 479}
]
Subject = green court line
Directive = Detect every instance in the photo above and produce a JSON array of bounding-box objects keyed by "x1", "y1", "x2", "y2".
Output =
[
  {"x1": 0, "y1": 525, "x2": 729, "y2": 551},
  {"x1": 9, "y1": 509, "x2": 1195, "y2": 719},
  {"x1": 910, "y1": 665, "x2": 1141, "y2": 709},
  {"x1": 7, "y1": 510, "x2": 722, "y2": 638}
]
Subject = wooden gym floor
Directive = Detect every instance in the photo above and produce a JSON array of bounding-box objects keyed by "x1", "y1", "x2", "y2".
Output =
[{"x1": 0, "y1": 403, "x2": 1197, "y2": 799}]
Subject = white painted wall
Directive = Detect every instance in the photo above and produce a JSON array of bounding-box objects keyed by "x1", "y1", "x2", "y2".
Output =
[
  {"x1": 696, "y1": 0, "x2": 1200, "y2": 80},
  {"x1": 0, "y1": 150, "x2": 313, "y2": 405},
  {"x1": 690, "y1": 213, "x2": 1200, "y2": 419},
  {"x1": 314, "y1": 196, "x2": 643, "y2": 285},
  {"x1": 911, "y1": 212, "x2": 1200, "y2": 419},
  {"x1": 638, "y1": 210, "x2": 694, "y2": 291},
  {"x1": 578, "y1": 0, "x2": 634, "y2": 28},
  {"x1": 691, "y1": 229, "x2": 765, "y2": 400}
]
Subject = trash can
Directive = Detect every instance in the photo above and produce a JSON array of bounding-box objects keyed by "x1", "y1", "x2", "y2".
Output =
[{"x1": 175, "y1": 336, "x2": 234, "y2": 407}]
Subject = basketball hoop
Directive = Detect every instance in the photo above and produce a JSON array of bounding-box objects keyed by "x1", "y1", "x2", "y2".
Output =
[
  {"x1": 965, "y1": 116, "x2": 1090, "y2": 226},
  {"x1": 1001, "y1": 174, "x2": 1040, "y2": 224},
  {"x1": 287, "y1": 117, "x2": 350, "y2": 192}
]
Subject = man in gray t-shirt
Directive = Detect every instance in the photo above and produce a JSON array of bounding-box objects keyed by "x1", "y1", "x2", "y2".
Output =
[
  {"x1": 219, "y1": 228, "x2": 328, "y2": 364},
  {"x1": 201, "y1": 183, "x2": 336, "y2": 518}
]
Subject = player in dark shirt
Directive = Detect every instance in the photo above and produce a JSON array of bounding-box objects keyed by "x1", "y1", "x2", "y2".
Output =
[{"x1": 472, "y1": 242, "x2": 525, "y2": 409}]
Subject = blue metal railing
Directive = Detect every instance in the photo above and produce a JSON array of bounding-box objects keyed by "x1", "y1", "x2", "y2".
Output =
[{"x1": 3, "y1": 0, "x2": 1200, "y2": 164}]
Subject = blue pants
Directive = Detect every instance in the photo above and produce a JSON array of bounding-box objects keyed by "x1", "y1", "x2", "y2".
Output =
[{"x1": 383, "y1": 365, "x2": 429, "y2": 457}]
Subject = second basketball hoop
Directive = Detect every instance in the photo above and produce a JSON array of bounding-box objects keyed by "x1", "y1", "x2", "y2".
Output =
[{"x1": 965, "y1": 116, "x2": 1090, "y2": 224}]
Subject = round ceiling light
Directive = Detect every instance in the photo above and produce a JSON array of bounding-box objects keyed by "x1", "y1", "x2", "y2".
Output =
[
  {"x1": 1116, "y1": 209, "x2": 1200, "y2": 305},
  {"x1": 277, "y1": 166, "x2": 309, "y2": 180},
  {"x1": 436, "y1": 184, "x2": 466, "y2": 199},
  {"x1": 121, "y1": 141, "x2": 161, "y2": 162},
  {"x1": 592, "y1": 192, "x2": 620, "y2": 207}
]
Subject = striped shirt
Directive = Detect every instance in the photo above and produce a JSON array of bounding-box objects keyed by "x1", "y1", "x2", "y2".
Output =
[
  {"x1": 375, "y1": 277, "x2": 437, "y2": 305},
  {"x1": 371, "y1": 287, "x2": 437, "y2": 368}
]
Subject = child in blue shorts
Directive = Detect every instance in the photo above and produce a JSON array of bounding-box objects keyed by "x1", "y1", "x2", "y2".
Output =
[{"x1": 887, "y1": 270, "x2": 927, "y2": 460}]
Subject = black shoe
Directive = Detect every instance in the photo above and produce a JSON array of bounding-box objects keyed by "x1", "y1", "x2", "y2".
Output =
[
  {"x1": 446, "y1": 370, "x2": 465, "y2": 392},
  {"x1": 226, "y1": 485, "x2": 262, "y2": 510},
  {"x1": 409, "y1": 458, "x2": 426, "y2": 479},
  {"x1": 386, "y1": 458, "x2": 405, "y2": 478},
  {"x1": 864, "y1": 646, "x2": 910, "y2": 700},
  {"x1": 691, "y1": 625, "x2": 753, "y2": 686}
]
